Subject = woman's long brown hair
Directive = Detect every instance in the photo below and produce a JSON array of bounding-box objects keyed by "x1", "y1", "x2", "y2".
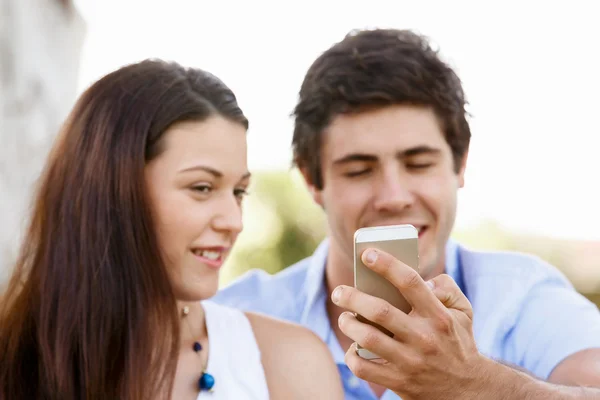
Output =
[{"x1": 0, "y1": 59, "x2": 248, "y2": 400}]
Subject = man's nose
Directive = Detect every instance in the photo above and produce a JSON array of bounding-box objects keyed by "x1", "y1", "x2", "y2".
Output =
[{"x1": 372, "y1": 170, "x2": 415, "y2": 213}]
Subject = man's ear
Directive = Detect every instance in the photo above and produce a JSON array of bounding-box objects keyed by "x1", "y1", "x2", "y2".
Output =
[
  {"x1": 458, "y1": 147, "x2": 469, "y2": 189},
  {"x1": 299, "y1": 167, "x2": 324, "y2": 207}
]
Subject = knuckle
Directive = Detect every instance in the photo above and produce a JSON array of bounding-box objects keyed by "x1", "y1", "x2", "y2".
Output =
[
  {"x1": 400, "y1": 269, "x2": 421, "y2": 289},
  {"x1": 437, "y1": 273, "x2": 454, "y2": 288},
  {"x1": 382, "y1": 255, "x2": 394, "y2": 273},
  {"x1": 393, "y1": 377, "x2": 412, "y2": 396},
  {"x1": 434, "y1": 310, "x2": 455, "y2": 334},
  {"x1": 371, "y1": 301, "x2": 391, "y2": 324},
  {"x1": 416, "y1": 331, "x2": 438, "y2": 355},
  {"x1": 437, "y1": 289, "x2": 453, "y2": 305},
  {"x1": 361, "y1": 330, "x2": 380, "y2": 348},
  {"x1": 404, "y1": 353, "x2": 427, "y2": 376},
  {"x1": 456, "y1": 311, "x2": 474, "y2": 327}
]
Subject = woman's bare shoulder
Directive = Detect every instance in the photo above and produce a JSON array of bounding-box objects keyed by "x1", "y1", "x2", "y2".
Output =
[{"x1": 245, "y1": 312, "x2": 344, "y2": 400}]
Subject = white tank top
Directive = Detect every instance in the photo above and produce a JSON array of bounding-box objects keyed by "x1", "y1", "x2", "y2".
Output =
[{"x1": 196, "y1": 300, "x2": 269, "y2": 400}]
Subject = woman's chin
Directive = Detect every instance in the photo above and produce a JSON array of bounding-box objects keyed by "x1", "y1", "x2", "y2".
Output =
[{"x1": 174, "y1": 281, "x2": 218, "y2": 303}]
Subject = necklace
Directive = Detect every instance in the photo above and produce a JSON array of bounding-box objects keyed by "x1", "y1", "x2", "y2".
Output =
[{"x1": 182, "y1": 305, "x2": 215, "y2": 392}]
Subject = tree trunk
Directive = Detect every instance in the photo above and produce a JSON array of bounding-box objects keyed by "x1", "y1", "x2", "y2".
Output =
[{"x1": 0, "y1": 0, "x2": 85, "y2": 284}]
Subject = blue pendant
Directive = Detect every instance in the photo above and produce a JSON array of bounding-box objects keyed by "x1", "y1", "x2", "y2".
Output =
[{"x1": 198, "y1": 372, "x2": 215, "y2": 391}]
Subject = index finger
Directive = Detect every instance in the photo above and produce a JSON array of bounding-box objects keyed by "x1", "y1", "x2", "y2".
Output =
[{"x1": 361, "y1": 247, "x2": 442, "y2": 316}]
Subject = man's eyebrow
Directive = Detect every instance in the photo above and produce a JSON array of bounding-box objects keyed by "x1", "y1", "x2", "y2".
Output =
[
  {"x1": 332, "y1": 153, "x2": 378, "y2": 165},
  {"x1": 397, "y1": 146, "x2": 442, "y2": 158},
  {"x1": 332, "y1": 146, "x2": 441, "y2": 165}
]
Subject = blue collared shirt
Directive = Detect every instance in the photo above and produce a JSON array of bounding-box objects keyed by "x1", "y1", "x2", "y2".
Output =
[{"x1": 211, "y1": 239, "x2": 600, "y2": 399}]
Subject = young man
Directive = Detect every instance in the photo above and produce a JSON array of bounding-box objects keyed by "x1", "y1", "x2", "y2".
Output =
[{"x1": 212, "y1": 29, "x2": 600, "y2": 399}]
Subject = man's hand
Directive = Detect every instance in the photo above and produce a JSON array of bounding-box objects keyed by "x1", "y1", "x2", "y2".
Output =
[
  {"x1": 333, "y1": 248, "x2": 600, "y2": 400},
  {"x1": 331, "y1": 247, "x2": 492, "y2": 399}
]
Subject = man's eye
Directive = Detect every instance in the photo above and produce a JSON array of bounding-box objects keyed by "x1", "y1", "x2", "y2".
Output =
[
  {"x1": 344, "y1": 169, "x2": 371, "y2": 177},
  {"x1": 407, "y1": 163, "x2": 433, "y2": 170}
]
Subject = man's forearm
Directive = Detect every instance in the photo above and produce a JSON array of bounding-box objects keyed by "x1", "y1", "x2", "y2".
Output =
[
  {"x1": 521, "y1": 375, "x2": 600, "y2": 400},
  {"x1": 479, "y1": 357, "x2": 600, "y2": 400}
]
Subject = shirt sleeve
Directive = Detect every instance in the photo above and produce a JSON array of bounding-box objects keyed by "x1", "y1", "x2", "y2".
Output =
[{"x1": 507, "y1": 278, "x2": 600, "y2": 380}]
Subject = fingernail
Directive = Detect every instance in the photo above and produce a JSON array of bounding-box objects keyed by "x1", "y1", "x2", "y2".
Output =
[
  {"x1": 332, "y1": 287, "x2": 342, "y2": 303},
  {"x1": 426, "y1": 280, "x2": 435, "y2": 290},
  {"x1": 365, "y1": 250, "x2": 378, "y2": 265}
]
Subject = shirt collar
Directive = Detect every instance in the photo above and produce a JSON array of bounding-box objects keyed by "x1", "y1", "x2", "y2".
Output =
[{"x1": 445, "y1": 238, "x2": 465, "y2": 293}]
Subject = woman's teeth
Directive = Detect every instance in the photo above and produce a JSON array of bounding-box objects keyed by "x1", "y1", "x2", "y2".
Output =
[{"x1": 194, "y1": 250, "x2": 221, "y2": 260}]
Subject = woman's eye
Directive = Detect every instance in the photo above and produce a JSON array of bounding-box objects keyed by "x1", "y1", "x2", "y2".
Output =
[
  {"x1": 191, "y1": 184, "x2": 212, "y2": 194},
  {"x1": 234, "y1": 188, "x2": 249, "y2": 199}
]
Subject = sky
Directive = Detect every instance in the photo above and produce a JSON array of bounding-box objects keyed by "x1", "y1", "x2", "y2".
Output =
[{"x1": 72, "y1": 0, "x2": 600, "y2": 241}]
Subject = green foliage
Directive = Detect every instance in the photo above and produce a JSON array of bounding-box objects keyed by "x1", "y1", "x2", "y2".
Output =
[
  {"x1": 220, "y1": 169, "x2": 326, "y2": 284},
  {"x1": 221, "y1": 170, "x2": 600, "y2": 308}
]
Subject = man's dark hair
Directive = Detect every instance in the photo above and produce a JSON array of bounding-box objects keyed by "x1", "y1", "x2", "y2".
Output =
[{"x1": 292, "y1": 28, "x2": 471, "y2": 189}]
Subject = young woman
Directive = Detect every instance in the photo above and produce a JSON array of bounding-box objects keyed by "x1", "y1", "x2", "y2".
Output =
[{"x1": 0, "y1": 59, "x2": 343, "y2": 400}]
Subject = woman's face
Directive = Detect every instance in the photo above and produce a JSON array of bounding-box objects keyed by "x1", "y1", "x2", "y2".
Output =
[{"x1": 145, "y1": 117, "x2": 249, "y2": 301}]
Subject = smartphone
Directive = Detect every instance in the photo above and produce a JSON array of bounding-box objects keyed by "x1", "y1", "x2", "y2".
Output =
[{"x1": 353, "y1": 224, "x2": 419, "y2": 359}]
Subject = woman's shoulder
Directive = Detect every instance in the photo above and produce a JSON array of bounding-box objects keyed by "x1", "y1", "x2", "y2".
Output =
[
  {"x1": 245, "y1": 312, "x2": 344, "y2": 400},
  {"x1": 245, "y1": 311, "x2": 322, "y2": 347}
]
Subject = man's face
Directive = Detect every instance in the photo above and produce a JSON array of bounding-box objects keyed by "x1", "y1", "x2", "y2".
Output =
[{"x1": 305, "y1": 105, "x2": 467, "y2": 279}]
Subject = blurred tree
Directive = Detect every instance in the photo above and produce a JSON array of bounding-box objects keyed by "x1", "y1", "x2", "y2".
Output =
[
  {"x1": 221, "y1": 170, "x2": 600, "y2": 308},
  {"x1": 0, "y1": 0, "x2": 85, "y2": 285},
  {"x1": 221, "y1": 169, "x2": 327, "y2": 284}
]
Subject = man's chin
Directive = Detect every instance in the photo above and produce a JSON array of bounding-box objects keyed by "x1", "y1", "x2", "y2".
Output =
[{"x1": 418, "y1": 249, "x2": 447, "y2": 280}]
